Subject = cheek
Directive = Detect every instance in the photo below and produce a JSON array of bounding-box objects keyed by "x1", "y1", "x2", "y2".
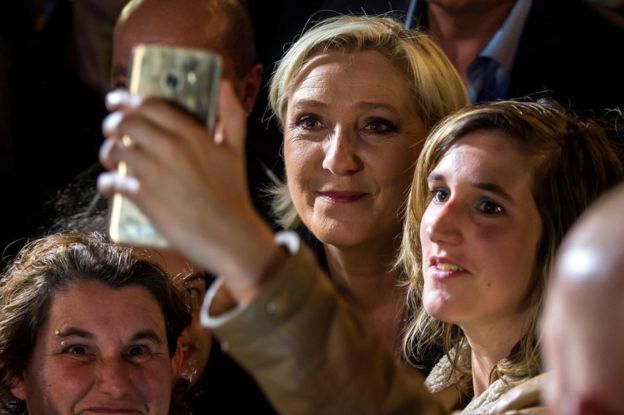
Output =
[
  {"x1": 187, "y1": 321, "x2": 212, "y2": 347},
  {"x1": 40, "y1": 360, "x2": 93, "y2": 401},
  {"x1": 283, "y1": 136, "x2": 319, "y2": 177},
  {"x1": 366, "y1": 145, "x2": 417, "y2": 185},
  {"x1": 474, "y1": 225, "x2": 537, "y2": 298},
  {"x1": 137, "y1": 361, "x2": 175, "y2": 400},
  {"x1": 284, "y1": 141, "x2": 323, "y2": 202},
  {"x1": 419, "y1": 207, "x2": 434, "y2": 249}
]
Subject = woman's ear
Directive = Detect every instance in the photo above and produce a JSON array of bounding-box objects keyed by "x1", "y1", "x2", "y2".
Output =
[
  {"x1": 240, "y1": 63, "x2": 263, "y2": 113},
  {"x1": 9, "y1": 376, "x2": 26, "y2": 400}
]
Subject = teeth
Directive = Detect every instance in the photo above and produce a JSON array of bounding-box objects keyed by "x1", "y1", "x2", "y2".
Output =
[{"x1": 437, "y1": 263, "x2": 464, "y2": 271}]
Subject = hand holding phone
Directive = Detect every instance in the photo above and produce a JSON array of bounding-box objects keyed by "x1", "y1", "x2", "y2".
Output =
[{"x1": 109, "y1": 44, "x2": 222, "y2": 247}]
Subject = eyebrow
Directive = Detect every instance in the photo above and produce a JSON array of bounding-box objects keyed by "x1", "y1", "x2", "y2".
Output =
[
  {"x1": 55, "y1": 328, "x2": 163, "y2": 345},
  {"x1": 427, "y1": 172, "x2": 514, "y2": 202},
  {"x1": 183, "y1": 272, "x2": 206, "y2": 284},
  {"x1": 56, "y1": 327, "x2": 93, "y2": 339},
  {"x1": 291, "y1": 99, "x2": 398, "y2": 113},
  {"x1": 130, "y1": 329, "x2": 163, "y2": 345}
]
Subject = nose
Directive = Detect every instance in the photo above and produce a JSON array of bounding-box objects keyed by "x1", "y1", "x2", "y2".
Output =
[
  {"x1": 321, "y1": 127, "x2": 362, "y2": 175},
  {"x1": 95, "y1": 357, "x2": 133, "y2": 398},
  {"x1": 423, "y1": 199, "x2": 463, "y2": 245}
]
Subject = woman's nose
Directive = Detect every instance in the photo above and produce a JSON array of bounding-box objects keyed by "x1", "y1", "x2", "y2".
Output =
[
  {"x1": 94, "y1": 357, "x2": 134, "y2": 398},
  {"x1": 423, "y1": 199, "x2": 463, "y2": 245},
  {"x1": 322, "y1": 127, "x2": 362, "y2": 175}
]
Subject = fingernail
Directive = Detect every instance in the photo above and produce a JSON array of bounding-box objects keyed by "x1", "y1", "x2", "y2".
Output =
[
  {"x1": 97, "y1": 173, "x2": 140, "y2": 195},
  {"x1": 102, "y1": 111, "x2": 123, "y2": 133},
  {"x1": 97, "y1": 172, "x2": 114, "y2": 193},
  {"x1": 106, "y1": 89, "x2": 128, "y2": 108},
  {"x1": 122, "y1": 176, "x2": 140, "y2": 194}
]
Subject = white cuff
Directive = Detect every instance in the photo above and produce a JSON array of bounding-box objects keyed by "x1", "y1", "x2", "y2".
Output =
[{"x1": 199, "y1": 230, "x2": 300, "y2": 329}]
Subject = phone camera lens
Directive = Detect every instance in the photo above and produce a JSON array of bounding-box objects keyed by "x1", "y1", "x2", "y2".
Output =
[{"x1": 165, "y1": 72, "x2": 181, "y2": 91}]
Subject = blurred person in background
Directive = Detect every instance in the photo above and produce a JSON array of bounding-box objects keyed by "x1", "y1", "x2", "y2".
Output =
[{"x1": 541, "y1": 182, "x2": 624, "y2": 415}]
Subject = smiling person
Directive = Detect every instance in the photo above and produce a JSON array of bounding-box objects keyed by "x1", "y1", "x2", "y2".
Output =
[
  {"x1": 266, "y1": 15, "x2": 468, "y2": 358},
  {"x1": 69, "y1": 0, "x2": 276, "y2": 412},
  {"x1": 0, "y1": 232, "x2": 190, "y2": 415},
  {"x1": 96, "y1": 11, "x2": 624, "y2": 412},
  {"x1": 101, "y1": 14, "x2": 468, "y2": 361},
  {"x1": 96, "y1": 14, "x2": 466, "y2": 413},
  {"x1": 399, "y1": 98, "x2": 624, "y2": 412}
]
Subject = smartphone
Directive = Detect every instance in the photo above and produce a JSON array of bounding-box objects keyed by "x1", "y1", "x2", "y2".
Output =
[{"x1": 109, "y1": 44, "x2": 222, "y2": 248}]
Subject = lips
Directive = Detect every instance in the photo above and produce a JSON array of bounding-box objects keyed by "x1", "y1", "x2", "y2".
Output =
[
  {"x1": 316, "y1": 190, "x2": 368, "y2": 203},
  {"x1": 80, "y1": 407, "x2": 144, "y2": 414},
  {"x1": 428, "y1": 255, "x2": 468, "y2": 280}
]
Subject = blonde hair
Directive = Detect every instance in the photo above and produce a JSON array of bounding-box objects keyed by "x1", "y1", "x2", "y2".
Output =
[
  {"x1": 399, "y1": 98, "x2": 624, "y2": 387},
  {"x1": 268, "y1": 15, "x2": 468, "y2": 229}
]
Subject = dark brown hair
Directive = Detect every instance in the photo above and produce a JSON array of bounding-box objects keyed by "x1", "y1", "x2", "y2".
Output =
[{"x1": 0, "y1": 232, "x2": 191, "y2": 413}]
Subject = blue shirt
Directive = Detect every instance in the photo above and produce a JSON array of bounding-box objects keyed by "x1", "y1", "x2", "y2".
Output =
[{"x1": 406, "y1": 0, "x2": 533, "y2": 102}]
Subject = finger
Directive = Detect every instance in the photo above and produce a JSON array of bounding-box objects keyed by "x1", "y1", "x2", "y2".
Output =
[
  {"x1": 97, "y1": 171, "x2": 140, "y2": 198},
  {"x1": 105, "y1": 89, "x2": 142, "y2": 111},
  {"x1": 99, "y1": 138, "x2": 118, "y2": 171},
  {"x1": 218, "y1": 80, "x2": 247, "y2": 156},
  {"x1": 504, "y1": 409, "x2": 548, "y2": 415},
  {"x1": 106, "y1": 90, "x2": 209, "y2": 144},
  {"x1": 105, "y1": 137, "x2": 163, "y2": 186},
  {"x1": 103, "y1": 107, "x2": 194, "y2": 169}
]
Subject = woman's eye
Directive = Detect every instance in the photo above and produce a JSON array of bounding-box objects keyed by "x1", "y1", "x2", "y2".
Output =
[
  {"x1": 362, "y1": 118, "x2": 397, "y2": 134},
  {"x1": 124, "y1": 345, "x2": 154, "y2": 361},
  {"x1": 62, "y1": 344, "x2": 93, "y2": 360},
  {"x1": 432, "y1": 188, "x2": 450, "y2": 203},
  {"x1": 476, "y1": 199, "x2": 504, "y2": 215},
  {"x1": 187, "y1": 287, "x2": 200, "y2": 300},
  {"x1": 295, "y1": 115, "x2": 322, "y2": 130},
  {"x1": 187, "y1": 287, "x2": 201, "y2": 310},
  {"x1": 65, "y1": 345, "x2": 88, "y2": 355}
]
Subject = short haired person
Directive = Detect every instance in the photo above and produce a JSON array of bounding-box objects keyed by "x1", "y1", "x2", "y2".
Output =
[
  {"x1": 541, "y1": 183, "x2": 624, "y2": 415},
  {"x1": 111, "y1": 0, "x2": 261, "y2": 111},
  {"x1": 0, "y1": 232, "x2": 191, "y2": 414}
]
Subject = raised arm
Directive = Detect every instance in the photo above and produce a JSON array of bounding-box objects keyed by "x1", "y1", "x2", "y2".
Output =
[{"x1": 97, "y1": 81, "x2": 444, "y2": 414}]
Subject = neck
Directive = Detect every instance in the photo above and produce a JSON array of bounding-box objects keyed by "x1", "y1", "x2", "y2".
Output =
[
  {"x1": 426, "y1": 0, "x2": 516, "y2": 79},
  {"x1": 324, "y1": 239, "x2": 406, "y2": 357},
  {"x1": 461, "y1": 308, "x2": 531, "y2": 397}
]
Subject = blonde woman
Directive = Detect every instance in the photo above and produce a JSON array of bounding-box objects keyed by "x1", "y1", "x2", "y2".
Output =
[
  {"x1": 265, "y1": 15, "x2": 467, "y2": 357},
  {"x1": 98, "y1": 13, "x2": 622, "y2": 415},
  {"x1": 101, "y1": 14, "x2": 468, "y2": 359}
]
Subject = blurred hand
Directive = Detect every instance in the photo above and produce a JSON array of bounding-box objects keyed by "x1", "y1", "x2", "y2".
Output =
[{"x1": 490, "y1": 373, "x2": 549, "y2": 415}]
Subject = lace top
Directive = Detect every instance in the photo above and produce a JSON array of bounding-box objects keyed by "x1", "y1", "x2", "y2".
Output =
[{"x1": 425, "y1": 345, "x2": 517, "y2": 414}]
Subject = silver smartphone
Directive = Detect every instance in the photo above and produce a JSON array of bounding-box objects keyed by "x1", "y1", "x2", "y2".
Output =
[{"x1": 109, "y1": 44, "x2": 222, "y2": 248}]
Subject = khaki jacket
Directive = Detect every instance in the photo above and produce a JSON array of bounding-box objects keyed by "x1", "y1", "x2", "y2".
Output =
[{"x1": 202, "y1": 238, "x2": 545, "y2": 414}]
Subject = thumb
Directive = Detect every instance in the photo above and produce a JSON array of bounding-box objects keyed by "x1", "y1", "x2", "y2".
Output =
[{"x1": 217, "y1": 80, "x2": 247, "y2": 156}]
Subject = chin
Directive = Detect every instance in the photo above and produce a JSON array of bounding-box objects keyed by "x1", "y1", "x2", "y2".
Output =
[
  {"x1": 423, "y1": 291, "x2": 459, "y2": 323},
  {"x1": 309, "y1": 222, "x2": 368, "y2": 247}
]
